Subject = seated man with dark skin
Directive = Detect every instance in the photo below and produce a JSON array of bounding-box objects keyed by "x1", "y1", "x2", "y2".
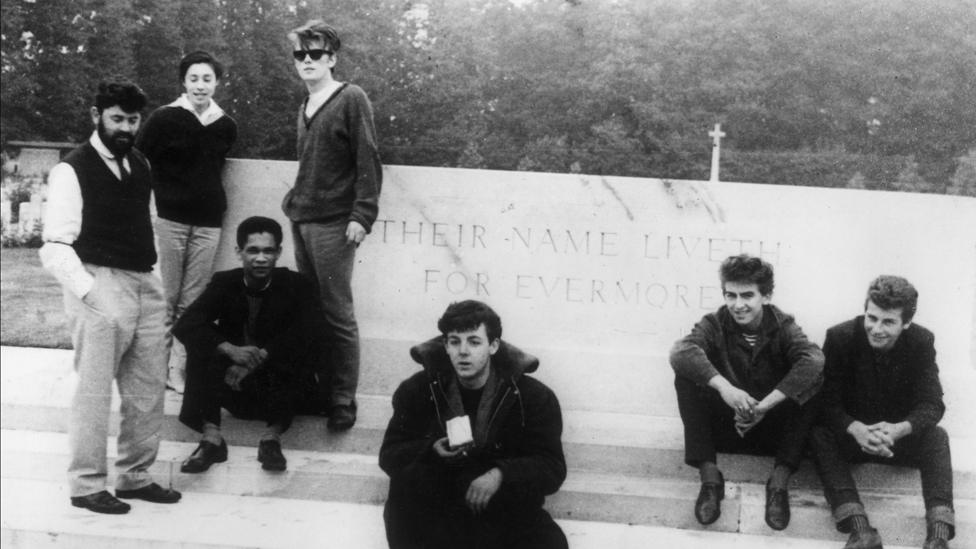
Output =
[
  {"x1": 380, "y1": 300, "x2": 568, "y2": 549},
  {"x1": 670, "y1": 254, "x2": 824, "y2": 530},
  {"x1": 811, "y1": 275, "x2": 955, "y2": 549},
  {"x1": 175, "y1": 216, "x2": 325, "y2": 473}
]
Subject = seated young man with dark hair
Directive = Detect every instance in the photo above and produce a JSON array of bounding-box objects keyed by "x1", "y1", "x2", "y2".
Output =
[
  {"x1": 175, "y1": 216, "x2": 326, "y2": 473},
  {"x1": 811, "y1": 275, "x2": 955, "y2": 549},
  {"x1": 670, "y1": 254, "x2": 824, "y2": 530},
  {"x1": 380, "y1": 300, "x2": 568, "y2": 549}
]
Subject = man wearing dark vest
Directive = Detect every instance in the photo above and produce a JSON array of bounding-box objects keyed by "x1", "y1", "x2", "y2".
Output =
[{"x1": 40, "y1": 79, "x2": 181, "y2": 514}]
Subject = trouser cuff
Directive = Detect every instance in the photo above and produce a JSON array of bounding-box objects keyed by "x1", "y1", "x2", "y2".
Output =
[
  {"x1": 926, "y1": 505, "x2": 955, "y2": 539},
  {"x1": 833, "y1": 502, "x2": 867, "y2": 533}
]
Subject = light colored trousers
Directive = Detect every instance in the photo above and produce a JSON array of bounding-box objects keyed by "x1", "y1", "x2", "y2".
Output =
[
  {"x1": 64, "y1": 265, "x2": 168, "y2": 496},
  {"x1": 292, "y1": 220, "x2": 360, "y2": 407},
  {"x1": 154, "y1": 218, "x2": 220, "y2": 374}
]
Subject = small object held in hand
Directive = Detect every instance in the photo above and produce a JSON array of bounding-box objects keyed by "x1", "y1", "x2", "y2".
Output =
[{"x1": 447, "y1": 415, "x2": 474, "y2": 449}]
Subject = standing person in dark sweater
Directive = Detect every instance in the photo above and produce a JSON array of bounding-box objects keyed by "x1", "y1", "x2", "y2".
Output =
[
  {"x1": 283, "y1": 20, "x2": 383, "y2": 431},
  {"x1": 136, "y1": 50, "x2": 238, "y2": 394},
  {"x1": 40, "y1": 79, "x2": 181, "y2": 514},
  {"x1": 811, "y1": 276, "x2": 955, "y2": 549},
  {"x1": 670, "y1": 255, "x2": 823, "y2": 531}
]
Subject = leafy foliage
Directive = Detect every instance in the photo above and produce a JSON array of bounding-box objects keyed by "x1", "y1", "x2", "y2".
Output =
[{"x1": 2, "y1": 0, "x2": 974, "y2": 194}]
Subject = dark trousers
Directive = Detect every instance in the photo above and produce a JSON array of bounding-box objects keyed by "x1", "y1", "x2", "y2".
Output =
[
  {"x1": 384, "y1": 465, "x2": 567, "y2": 549},
  {"x1": 179, "y1": 353, "x2": 307, "y2": 434},
  {"x1": 809, "y1": 424, "x2": 955, "y2": 532},
  {"x1": 674, "y1": 375, "x2": 818, "y2": 469}
]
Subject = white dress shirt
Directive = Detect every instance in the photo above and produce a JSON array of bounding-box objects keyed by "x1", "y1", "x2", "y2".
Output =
[{"x1": 39, "y1": 131, "x2": 156, "y2": 299}]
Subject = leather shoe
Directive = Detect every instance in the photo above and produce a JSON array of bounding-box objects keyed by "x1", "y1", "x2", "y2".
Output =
[
  {"x1": 923, "y1": 539, "x2": 949, "y2": 549},
  {"x1": 694, "y1": 475, "x2": 724, "y2": 525},
  {"x1": 116, "y1": 482, "x2": 182, "y2": 504},
  {"x1": 327, "y1": 403, "x2": 357, "y2": 431},
  {"x1": 70, "y1": 490, "x2": 130, "y2": 514},
  {"x1": 181, "y1": 439, "x2": 228, "y2": 473},
  {"x1": 843, "y1": 527, "x2": 883, "y2": 549},
  {"x1": 258, "y1": 440, "x2": 287, "y2": 471},
  {"x1": 764, "y1": 481, "x2": 790, "y2": 530}
]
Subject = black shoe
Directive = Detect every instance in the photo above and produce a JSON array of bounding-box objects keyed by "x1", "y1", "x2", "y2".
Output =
[
  {"x1": 180, "y1": 439, "x2": 228, "y2": 473},
  {"x1": 116, "y1": 482, "x2": 182, "y2": 504},
  {"x1": 764, "y1": 480, "x2": 790, "y2": 530},
  {"x1": 694, "y1": 475, "x2": 724, "y2": 525},
  {"x1": 327, "y1": 403, "x2": 357, "y2": 432},
  {"x1": 844, "y1": 527, "x2": 883, "y2": 549},
  {"x1": 258, "y1": 440, "x2": 287, "y2": 471},
  {"x1": 923, "y1": 539, "x2": 949, "y2": 549},
  {"x1": 70, "y1": 490, "x2": 131, "y2": 514}
]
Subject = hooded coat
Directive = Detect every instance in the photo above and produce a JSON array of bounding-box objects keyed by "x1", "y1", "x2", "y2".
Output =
[{"x1": 379, "y1": 337, "x2": 567, "y2": 549}]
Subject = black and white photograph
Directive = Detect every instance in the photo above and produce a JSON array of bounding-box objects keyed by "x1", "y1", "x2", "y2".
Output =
[{"x1": 1, "y1": 1, "x2": 973, "y2": 547}]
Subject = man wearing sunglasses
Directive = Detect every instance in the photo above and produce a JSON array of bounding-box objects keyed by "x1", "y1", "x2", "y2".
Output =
[{"x1": 283, "y1": 19, "x2": 383, "y2": 432}]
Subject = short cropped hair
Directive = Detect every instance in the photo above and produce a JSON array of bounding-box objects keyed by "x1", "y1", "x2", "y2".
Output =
[
  {"x1": 288, "y1": 19, "x2": 341, "y2": 53},
  {"x1": 179, "y1": 50, "x2": 224, "y2": 83},
  {"x1": 720, "y1": 254, "x2": 775, "y2": 296},
  {"x1": 236, "y1": 216, "x2": 283, "y2": 248},
  {"x1": 94, "y1": 79, "x2": 147, "y2": 114},
  {"x1": 437, "y1": 300, "x2": 502, "y2": 343},
  {"x1": 865, "y1": 275, "x2": 918, "y2": 323}
]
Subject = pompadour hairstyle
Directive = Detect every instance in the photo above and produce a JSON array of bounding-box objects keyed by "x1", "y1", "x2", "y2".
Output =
[
  {"x1": 437, "y1": 300, "x2": 502, "y2": 343},
  {"x1": 179, "y1": 50, "x2": 224, "y2": 83},
  {"x1": 94, "y1": 79, "x2": 147, "y2": 114},
  {"x1": 288, "y1": 19, "x2": 341, "y2": 52},
  {"x1": 865, "y1": 275, "x2": 918, "y2": 323},
  {"x1": 236, "y1": 216, "x2": 283, "y2": 248},
  {"x1": 719, "y1": 254, "x2": 775, "y2": 296}
]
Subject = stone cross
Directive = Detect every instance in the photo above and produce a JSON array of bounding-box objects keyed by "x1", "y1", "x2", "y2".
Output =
[{"x1": 708, "y1": 123, "x2": 725, "y2": 182}]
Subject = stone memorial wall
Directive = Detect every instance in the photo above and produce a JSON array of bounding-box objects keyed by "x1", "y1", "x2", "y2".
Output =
[{"x1": 216, "y1": 159, "x2": 976, "y2": 416}]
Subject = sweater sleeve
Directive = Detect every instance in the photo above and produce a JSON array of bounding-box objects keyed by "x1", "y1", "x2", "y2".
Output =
[
  {"x1": 346, "y1": 87, "x2": 382, "y2": 232},
  {"x1": 773, "y1": 319, "x2": 824, "y2": 405},
  {"x1": 670, "y1": 315, "x2": 723, "y2": 386},
  {"x1": 904, "y1": 331, "x2": 945, "y2": 433},
  {"x1": 821, "y1": 328, "x2": 857, "y2": 434}
]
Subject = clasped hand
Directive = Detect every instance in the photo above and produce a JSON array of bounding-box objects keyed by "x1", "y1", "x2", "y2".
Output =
[
  {"x1": 718, "y1": 385, "x2": 763, "y2": 436},
  {"x1": 218, "y1": 344, "x2": 267, "y2": 390},
  {"x1": 432, "y1": 437, "x2": 503, "y2": 514},
  {"x1": 848, "y1": 421, "x2": 901, "y2": 458}
]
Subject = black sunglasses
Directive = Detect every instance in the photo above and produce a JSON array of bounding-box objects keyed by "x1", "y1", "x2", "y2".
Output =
[{"x1": 292, "y1": 49, "x2": 333, "y2": 62}]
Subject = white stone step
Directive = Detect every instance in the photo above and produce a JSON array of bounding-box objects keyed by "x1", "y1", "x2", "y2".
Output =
[
  {"x1": 3, "y1": 429, "x2": 973, "y2": 547},
  {"x1": 1, "y1": 477, "x2": 922, "y2": 549}
]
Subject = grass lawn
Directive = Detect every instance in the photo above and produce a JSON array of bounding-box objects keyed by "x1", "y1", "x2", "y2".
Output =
[{"x1": 1, "y1": 247, "x2": 71, "y2": 348}]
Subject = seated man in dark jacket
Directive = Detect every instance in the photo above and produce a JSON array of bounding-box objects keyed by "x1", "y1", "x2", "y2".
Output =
[
  {"x1": 175, "y1": 216, "x2": 325, "y2": 473},
  {"x1": 380, "y1": 300, "x2": 567, "y2": 549},
  {"x1": 670, "y1": 254, "x2": 824, "y2": 530},
  {"x1": 810, "y1": 275, "x2": 955, "y2": 549}
]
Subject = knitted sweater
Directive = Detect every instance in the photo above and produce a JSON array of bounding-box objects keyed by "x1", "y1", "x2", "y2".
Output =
[
  {"x1": 136, "y1": 105, "x2": 237, "y2": 227},
  {"x1": 283, "y1": 83, "x2": 382, "y2": 231}
]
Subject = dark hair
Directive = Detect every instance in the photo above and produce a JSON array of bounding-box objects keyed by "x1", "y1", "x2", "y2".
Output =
[
  {"x1": 179, "y1": 50, "x2": 224, "y2": 83},
  {"x1": 865, "y1": 275, "x2": 918, "y2": 323},
  {"x1": 236, "y1": 216, "x2": 283, "y2": 248},
  {"x1": 94, "y1": 79, "x2": 147, "y2": 114},
  {"x1": 288, "y1": 19, "x2": 341, "y2": 52},
  {"x1": 437, "y1": 300, "x2": 502, "y2": 342},
  {"x1": 719, "y1": 254, "x2": 775, "y2": 296}
]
